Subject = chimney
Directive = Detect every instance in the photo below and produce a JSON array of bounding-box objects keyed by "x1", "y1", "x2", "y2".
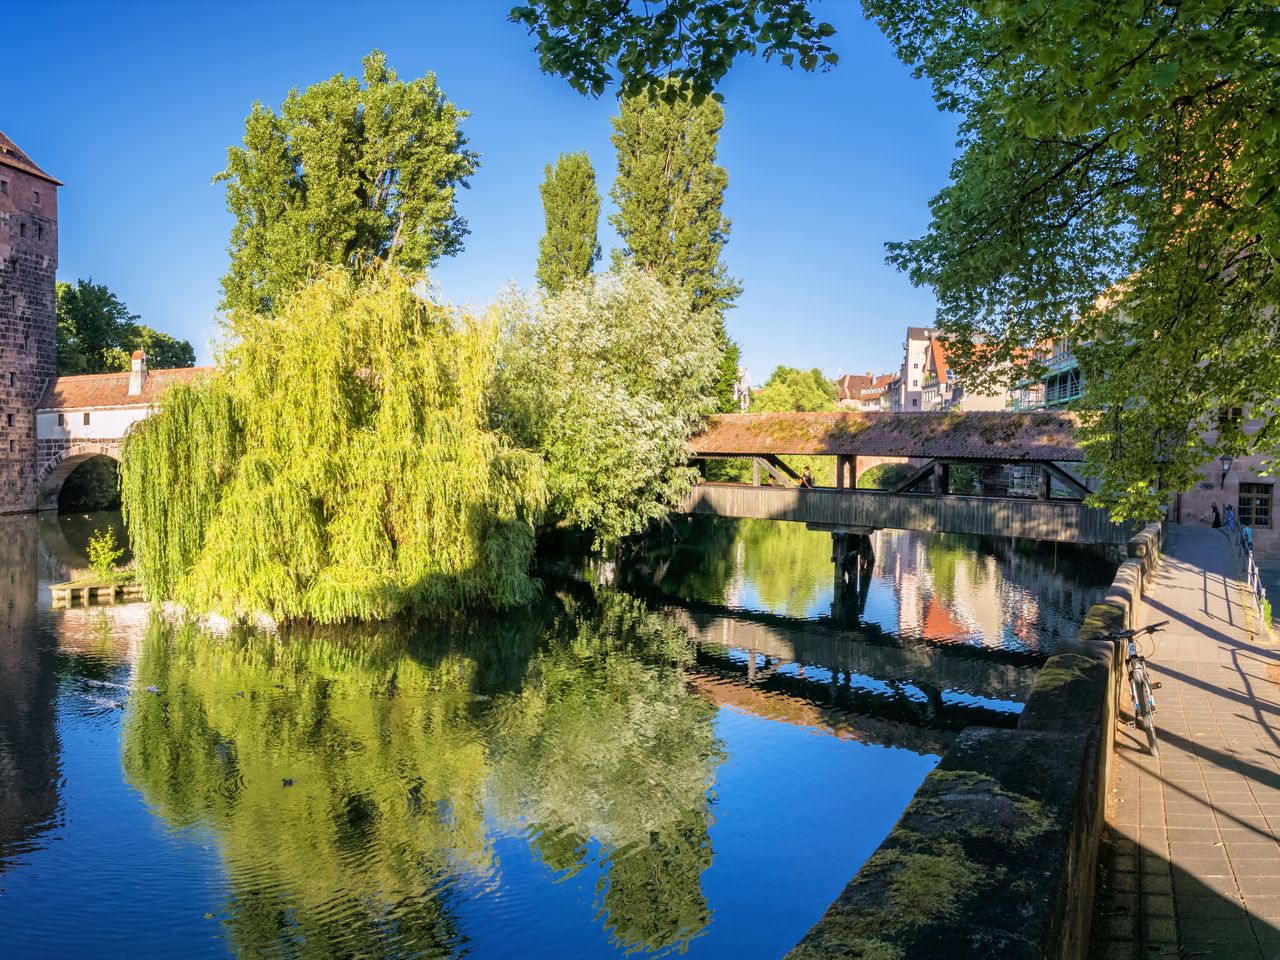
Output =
[{"x1": 128, "y1": 350, "x2": 147, "y2": 396}]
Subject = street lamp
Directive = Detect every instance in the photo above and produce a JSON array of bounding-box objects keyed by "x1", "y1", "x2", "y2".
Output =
[{"x1": 1220, "y1": 454, "x2": 1234, "y2": 488}]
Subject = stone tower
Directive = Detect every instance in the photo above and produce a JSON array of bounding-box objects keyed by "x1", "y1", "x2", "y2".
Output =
[{"x1": 0, "y1": 132, "x2": 59, "y2": 514}]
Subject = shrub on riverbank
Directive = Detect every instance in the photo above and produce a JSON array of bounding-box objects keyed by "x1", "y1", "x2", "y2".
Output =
[{"x1": 121, "y1": 269, "x2": 546, "y2": 624}]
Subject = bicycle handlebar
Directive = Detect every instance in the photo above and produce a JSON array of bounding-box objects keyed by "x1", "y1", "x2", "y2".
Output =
[{"x1": 1087, "y1": 620, "x2": 1168, "y2": 642}]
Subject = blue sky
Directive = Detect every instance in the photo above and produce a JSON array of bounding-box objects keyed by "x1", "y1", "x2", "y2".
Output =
[{"x1": 7, "y1": 0, "x2": 956, "y2": 381}]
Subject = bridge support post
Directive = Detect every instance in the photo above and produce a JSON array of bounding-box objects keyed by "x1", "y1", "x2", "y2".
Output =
[{"x1": 832, "y1": 531, "x2": 875, "y2": 605}]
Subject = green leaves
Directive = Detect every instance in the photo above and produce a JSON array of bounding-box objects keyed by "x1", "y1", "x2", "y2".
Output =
[
  {"x1": 494, "y1": 268, "x2": 719, "y2": 548},
  {"x1": 56, "y1": 280, "x2": 195, "y2": 375},
  {"x1": 122, "y1": 270, "x2": 546, "y2": 623},
  {"x1": 867, "y1": 0, "x2": 1280, "y2": 520},
  {"x1": 508, "y1": 0, "x2": 839, "y2": 98},
  {"x1": 216, "y1": 51, "x2": 477, "y2": 317},
  {"x1": 536, "y1": 151, "x2": 602, "y2": 295}
]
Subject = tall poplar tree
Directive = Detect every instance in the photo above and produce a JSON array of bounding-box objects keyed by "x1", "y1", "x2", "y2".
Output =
[
  {"x1": 610, "y1": 82, "x2": 743, "y2": 412},
  {"x1": 215, "y1": 51, "x2": 478, "y2": 316},
  {"x1": 536, "y1": 152, "x2": 601, "y2": 295}
]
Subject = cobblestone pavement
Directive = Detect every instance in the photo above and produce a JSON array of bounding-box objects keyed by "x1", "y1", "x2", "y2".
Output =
[{"x1": 1091, "y1": 525, "x2": 1280, "y2": 960}]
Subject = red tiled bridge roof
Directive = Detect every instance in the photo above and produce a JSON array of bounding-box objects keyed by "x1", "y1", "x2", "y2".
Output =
[{"x1": 690, "y1": 411, "x2": 1084, "y2": 462}]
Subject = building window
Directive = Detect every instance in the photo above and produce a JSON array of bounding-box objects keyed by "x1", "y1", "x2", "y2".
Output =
[
  {"x1": 83, "y1": 412, "x2": 91, "y2": 426},
  {"x1": 1218, "y1": 406, "x2": 1244, "y2": 425},
  {"x1": 37, "y1": 224, "x2": 43, "y2": 241},
  {"x1": 911, "y1": 398, "x2": 919, "y2": 407},
  {"x1": 5, "y1": 413, "x2": 12, "y2": 427},
  {"x1": 7, "y1": 439, "x2": 13, "y2": 454},
  {"x1": 912, "y1": 379, "x2": 918, "y2": 387},
  {"x1": 1239, "y1": 483, "x2": 1272, "y2": 529},
  {"x1": 33, "y1": 190, "x2": 40, "y2": 205},
  {"x1": 912, "y1": 362, "x2": 919, "y2": 369},
  {"x1": 0, "y1": 179, "x2": 7, "y2": 194},
  {"x1": 7, "y1": 372, "x2": 13, "y2": 387},
  {"x1": 57, "y1": 413, "x2": 65, "y2": 427},
  {"x1": 19, "y1": 223, "x2": 26, "y2": 238}
]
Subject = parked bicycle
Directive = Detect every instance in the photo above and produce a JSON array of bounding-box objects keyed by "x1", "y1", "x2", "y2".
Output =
[{"x1": 1089, "y1": 620, "x2": 1168, "y2": 756}]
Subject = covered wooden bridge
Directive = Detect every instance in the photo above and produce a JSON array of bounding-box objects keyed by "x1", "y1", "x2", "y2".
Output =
[{"x1": 681, "y1": 411, "x2": 1132, "y2": 546}]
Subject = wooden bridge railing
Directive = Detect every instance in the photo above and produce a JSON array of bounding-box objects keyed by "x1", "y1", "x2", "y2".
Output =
[{"x1": 676, "y1": 482, "x2": 1134, "y2": 545}]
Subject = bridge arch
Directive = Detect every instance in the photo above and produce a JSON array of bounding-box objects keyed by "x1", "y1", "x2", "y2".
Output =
[{"x1": 36, "y1": 443, "x2": 121, "y2": 511}]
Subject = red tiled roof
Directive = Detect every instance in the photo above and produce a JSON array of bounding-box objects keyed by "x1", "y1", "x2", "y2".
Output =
[
  {"x1": 929, "y1": 337, "x2": 950, "y2": 385},
  {"x1": 38, "y1": 367, "x2": 216, "y2": 410},
  {"x1": 690, "y1": 411, "x2": 1084, "y2": 461},
  {"x1": 0, "y1": 130, "x2": 62, "y2": 185},
  {"x1": 837, "y1": 372, "x2": 896, "y2": 401}
]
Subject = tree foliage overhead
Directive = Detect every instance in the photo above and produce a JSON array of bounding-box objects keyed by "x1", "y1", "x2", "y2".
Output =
[
  {"x1": 56, "y1": 279, "x2": 196, "y2": 375},
  {"x1": 863, "y1": 1, "x2": 1280, "y2": 519},
  {"x1": 121, "y1": 269, "x2": 545, "y2": 624},
  {"x1": 494, "y1": 266, "x2": 719, "y2": 548},
  {"x1": 508, "y1": 0, "x2": 838, "y2": 99},
  {"x1": 215, "y1": 50, "x2": 478, "y2": 316},
  {"x1": 536, "y1": 151, "x2": 602, "y2": 295}
]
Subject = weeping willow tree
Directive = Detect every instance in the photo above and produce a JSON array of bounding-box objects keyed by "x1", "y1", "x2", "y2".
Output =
[{"x1": 121, "y1": 269, "x2": 546, "y2": 623}]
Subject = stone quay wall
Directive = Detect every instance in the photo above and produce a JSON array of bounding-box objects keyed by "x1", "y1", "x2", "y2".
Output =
[{"x1": 786, "y1": 521, "x2": 1165, "y2": 960}]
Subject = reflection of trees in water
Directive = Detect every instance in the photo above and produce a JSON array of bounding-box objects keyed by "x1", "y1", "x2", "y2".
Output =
[
  {"x1": 121, "y1": 589, "x2": 722, "y2": 958},
  {"x1": 487, "y1": 591, "x2": 722, "y2": 953},
  {"x1": 630, "y1": 516, "x2": 834, "y2": 618},
  {"x1": 0, "y1": 516, "x2": 61, "y2": 874}
]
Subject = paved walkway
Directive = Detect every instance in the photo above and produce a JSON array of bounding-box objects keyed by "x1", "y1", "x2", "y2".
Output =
[{"x1": 1092, "y1": 525, "x2": 1280, "y2": 960}]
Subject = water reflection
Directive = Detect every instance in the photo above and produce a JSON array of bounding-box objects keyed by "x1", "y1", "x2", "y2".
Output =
[
  {"x1": 0, "y1": 517, "x2": 60, "y2": 877},
  {"x1": 632, "y1": 517, "x2": 1116, "y2": 655},
  {"x1": 120, "y1": 592, "x2": 722, "y2": 958},
  {"x1": 0, "y1": 510, "x2": 1091, "y2": 959}
]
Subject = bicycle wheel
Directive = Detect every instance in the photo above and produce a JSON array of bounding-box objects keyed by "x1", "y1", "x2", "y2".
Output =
[
  {"x1": 1142, "y1": 714, "x2": 1159, "y2": 756},
  {"x1": 1133, "y1": 668, "x2": 1159, "y2": 757}
]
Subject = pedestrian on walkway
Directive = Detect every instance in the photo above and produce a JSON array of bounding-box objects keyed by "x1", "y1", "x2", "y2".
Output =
[
  {"x1": 1212, "y1": 503, "x2": 1222, "y2": 528},
  {"x1": 1243, "y1": 524, "x2": 1253, "y2": 551},
  {"x1": 800, "y1": 467, "x2": 814, "y2": 489}
]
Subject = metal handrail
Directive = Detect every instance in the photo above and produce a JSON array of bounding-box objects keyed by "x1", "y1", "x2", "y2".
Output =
[{"x1": 1230, "y1": 523, "x2": 1269, "y2": 624}]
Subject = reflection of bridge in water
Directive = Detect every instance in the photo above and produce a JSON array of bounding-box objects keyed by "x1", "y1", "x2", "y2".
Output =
[{"x1": 662, "y1": 596, "x2": 1041, "y2": 757}]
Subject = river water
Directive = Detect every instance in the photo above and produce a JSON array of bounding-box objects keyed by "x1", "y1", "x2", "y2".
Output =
[{"x1": 0, "y1": 512, "x2": 1115, "y2": 959}]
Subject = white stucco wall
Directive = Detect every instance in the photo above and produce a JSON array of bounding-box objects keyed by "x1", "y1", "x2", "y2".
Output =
[{"x1": 37, "y1": 405, "x2": 151, "y2": 441}]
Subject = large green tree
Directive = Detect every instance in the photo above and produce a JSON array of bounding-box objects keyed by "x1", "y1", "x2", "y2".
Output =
[
  {"x1": 495, "y1": 266, "x2": 719, "y2": 547},
  {"x1": 215, "y1": 51, "x2": 477, "y2": 316},
  {"x1": 56, "y1": 279, "x2": 196, "y2": 375},
  {"x1": 121, "y1": 269, "x2": 545, "y2": 624},
  {"x1": 536, "y1": 151, "x2": 602, "y2": 295},
  {"x1": 863, "y1": 1, "x2": 1280, "y2": 520},
  {"x1": 509, "y1": 1, "x2": 838, "y2": 98},
  {"x1": 611, "y1": 81, "x2": 743, "y2": 411}
]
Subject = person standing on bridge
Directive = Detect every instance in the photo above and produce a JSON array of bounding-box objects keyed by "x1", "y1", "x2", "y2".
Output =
[{"x1": 800, "y1": 467, "x2": 814, "y2": 489}]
